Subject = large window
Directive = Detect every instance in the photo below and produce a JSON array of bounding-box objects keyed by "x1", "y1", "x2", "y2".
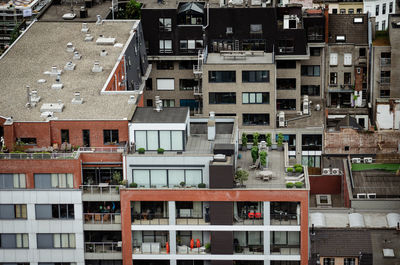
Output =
[
  {"x1": 132, "y1": 169, "x2": 203, "y2": 188},
  {"x1": 103, "y1": 130, "x2": 119, "y2": 144},
  {"x1": 208, "y1": 71, "x2": 236, "y2": 83},
  {"x1": 135, "y1": 130, "x2": 184, "y2": 151},
  {"x1": 0, "y1": 234, "x2": 28, "y2": 248},
  {"x1": 34, "y1": 173, "x2": 74, "y2": 189},
  {"x1": 344, "y1": 258, "x2": 355, "y2": 265},
  {"x1": 276, "y1": 60, "x2": 296, "y2": 68},
  {"x1": 159, "y1": 40, "x2": 172, "y2": 53},
  {"x1": 242, "y1": 92, "x2": 269, "y2": 104},
  {"x1": 209, "y1": 92, "x2": 236, "y2": 104},
  {"x1": 301, "y1": 85, "x2": 320, "y2": 96},
  {"x1": 242, "y1": 71, "x2": 269, "y2": 82},
  {"x1": 157, "y1": 78, "x2": 174, "y2": 90},
  {"x1": 179, "y1": 40, "x2": 203, "y2": 52},
  {"x1": 180, "y1": 99, "x2": 199, "y2": 110},
  {"x1": 37, "y1": 234, "x2": 75, "y2": 249},
  {"x1": 156, "y1": 61, "x2": 174, "y2": 70},
  {"x1": 61, "y1": 129, "x2": 69, "y2": 143},
  {"x1": 243, "y1": 114, "x2": 270, "y2": 126},
  {"x1": 344, "y1": 72, "x2": 352, "y2": 85},
  {"x1": 159, "y1": 18, "x2": 172, "y2": 32},
  {"x1": 271, "y1": 231, "x2": 300, "y2": 247},
  {"x1": 302, "y1": 134, "x2": 322, "y2": 150},
  {"x1": 162, "y1": 99, "x2": 175, "y2": 107},
  {"x1": 179, "y1": 79, "x2": 198, "y2": 90},
  {"x1": 277, "y1": 78, "x2": 296, "y2": 90},
  {"x1": 20, "y1": 138, "x2": 37, "y2": 145},
  {"x1": 35, "y1": 204, "x2": 74, "y2": 219},
  {"x1": 323, "y1": 258, "x2": 335, "y2": 265},
  {"x1": 301, "y1": 66, "x2": 320, "y2": 76},
  {"x1": 0, "y1": 204, "x2": 27, "y2": 219},
  {"x1": 179, "y1": 61, "x2": 196, "y2": 70},
  {"x1": 330, "y1": 72, "x2": 338, "y2": 85},
  {"x1": 277, "y1": 99, "x2": 296, "y2": 110},
  {"x1": 0, "y1": 173, "x2": 26, "y2": 189}
]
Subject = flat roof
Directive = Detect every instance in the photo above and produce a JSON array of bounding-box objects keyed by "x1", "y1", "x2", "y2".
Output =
[
  {"x1": 131, "y1": 107, "x2": 189, "y2": 123},
  {"x1": 0, "y1": 20, "x2": 140, "y2": 121},
  {"x1": 371, "y1": 229, "x2": 400, "y2": 265},
  {"x1": 352, "y1": 170, "x2": 400, "y2": 197},
  {"x1": 206, "y1": 52, "x2": 274, "y2": 64}
]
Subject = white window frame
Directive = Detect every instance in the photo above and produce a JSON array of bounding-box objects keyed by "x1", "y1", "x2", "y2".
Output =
[
  {"x1": 330, "y1": 53, "x2": 338, "y2": 66},
  {"x1": 344, "y1": 53, "x2": 352, "y2": 66}
]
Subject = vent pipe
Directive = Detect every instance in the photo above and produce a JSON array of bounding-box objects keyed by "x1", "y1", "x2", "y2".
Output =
[{"x1": 208, "y1": 111, "x2": 216, "y2": 141}]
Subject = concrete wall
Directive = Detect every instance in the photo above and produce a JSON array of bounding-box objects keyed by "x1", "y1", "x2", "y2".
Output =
[{"x1": 351, "y1": 198, "x2": 400, "y2": 210}]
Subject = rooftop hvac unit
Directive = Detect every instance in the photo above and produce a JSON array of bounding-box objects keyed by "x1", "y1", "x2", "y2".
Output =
[
  {"x1": 331, "y1": 168, "x2": 340, "y2": 175},
  {"x1": 363, "y1": 157, "x2": 373, "y2": 163},
  {"x1": 278, "y1": 111, "x2": 285, "y2": 127},
  {"x1": 322, "y1": 168, "x2": 331, "y2": 175},
  {"x1": 351, "y1": 158, "x2": 361, "y2": 164}
]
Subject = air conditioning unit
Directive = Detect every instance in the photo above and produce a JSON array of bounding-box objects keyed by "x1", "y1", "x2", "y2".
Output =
[
  {"x1": 226, "y1": 27, "x2": 233, "y2": 34},
  {"x1": 356, "y1": 193, "x2": 367, "y2": 199},
  {"x1": 351, "y1": 158, "x2": 361, "y2": 164},
  {"x1": 331, "y1": 168, "x2": 340, "y2": 175},
  {"x1": 322, "y1": 168, "x2": 331, "y2": 175},
  {"x1": 278, "y1": 111, "x2": 285, "y2": 127},
  {"x1": 367, "y1": 193, "x2": 376, "y2": 199},
  {"x1": 363, "y1": 157, "x2": 373, "y2": 163}
]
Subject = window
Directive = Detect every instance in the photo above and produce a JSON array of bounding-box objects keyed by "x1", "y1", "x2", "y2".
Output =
[
  {"x1": 35, "y1": 204, "x2": 74, "y2": 219},
  {"x1": 135, "y1": 130, "x2": 184, "y2": 151},
  {"x1": 242, "y1": 92, "x2": 269, "y2": 104},
  {"x1": 159, "y1": 18, "x2": 172, "y2": 32},
  {"x1": 344, "y1": 146, "x2": 350, "y2": 151},
  {"x1": 103, "y1": 130, "x2": 119, "y2": 144},
  {"x1": 310, "y1": 47, "x2": 320, "y2": 56},
  {"x1": 376, "y1": 4, "x2": 379, "y2": 16},
  {"x1": 271, "y1": 231, "x2": 300, "y2": 246},
  {"x1": 209, "y1": 92, "x2": 236, "y2": 104},
  {"x1": 382, "y1": 20, "x2": 386, "y2": 30},
  {"x1": 277, "y1": 99, "x2": 296, "y2": 110},
  {"x1": 376, "y1": 22, "x2": 379, "y2": 31},
  {"x1": 277, "y1": 78, "x2": 296, "y2": 90},
  {"x1": 162, "y1": 99, "x2": 175, "y2": 107},
  {"x1": 323, "y1": 258, "x2": 335, "y2": 265},
  {"x1": 301, "y1": 85, "x2": 320, "y2": 96},
  {"x1": 61, "y1": 129, "x2": 69, "y2": 143},
  {"x1": 132, "y1": 169, "x2": 202, "y2": 188},
  {"x1": 336, "y1": 35, "x2": 346, "y2": 42},
  {"x1": 344, "y1": 53, "x2": 352, "y2": 66},
  {"x1": 37, "y1": 234, "x2": 75, "y2": 249},
  {"x1": 389, "y1": 2, "x2": 393, "y2": 13},
  {"x1": 242, "y1": 71, "x2": 269, "y2": 82},
  {"x1": 354, "y1": 17, "x2": 363, "y2": 24},
  {"x1": 276, "y1": 60, "x2": 296, "y2": 68},
  {"x1": 380, "y1": 71, "x2": 390, "y2": 84},
  {"x1": 340, "y1": 9, "x2": 346, "y2": 14},
  {"x1": 34, "y1": 173, "x2": 74, "y2": 189},
  {"x1": 380, "y1": 90, "x2": 390, "y2": 97},
  {"x1": 332, "y1": 8, "x2": 338, "y2": 14},
  {"x1": 20, "y1": 138, "x2": 37, "y2": 145},
  {"x1": 359, "y1": 48, "x2": 366, "y2": 57},
  {"x1": 157, "y1": 78, "x2": 174, "y2": 90},
  {"x1": 344, "y1": 258, "x2": 356, "y2": 265},
  {"x1": 159, "y1": 40, "x2": 172, "y2": 53},
  {"x1": 250, "y1": 24, "x2": 262, "y2": 33},
  {"x1": 179, "y1": 79, "x2": 198, "y2": 90},
  {"x1": 242, "y1": 39, "x2": 266, "y2": 51},
  {"x1": 330, "y1": 53, "x2": 338, "y2": 66},
  {"x1": 209, "y1": 71, "x2": 236, "y2": 83},
  {"x1": 180, "y1": 99, "x2": 199, "y2": 110},
  {"x1": 383, "y1": 3, "x2": 386, "y2": 14},
  {"x1": 330, "y1": 72, "x2": 338, "y2": 85},
  {"x1": 344, "y1": 72, "x2": 352, "y2": 85},
  {"x1": 301, "y1": 66, "x2": 320, "y2": 76},
  {"x1": 82, "y1": 130, "x2": 90, "y2": 147},
  {"x1": 145, "y1": 78, "x2": 152, "y2": 91},
  {"x1": 357, "y1": 8, "x2": 362, "y2": 13},
  {"x1": 278, "y1": 39, "x2": 294, "y2": 53},
  {"x1": 0, "y1": 234, "x2": 28, "y2": 248},
  {"x1": 243, "y1": 114, "x2": 270, "y2": 126},
  {"x1": 179, "y1": 40, "x2": 203, "y2": 52},
  {"x1": 0, "y1": 204, "x2": 27, "y2": 219},
  {"x1": 146, "y1": 99, "x2": 153, "y2": 107},
  {"x1": 0, "y1": 173, "x2": 26, "y2": 189},
  {"x1": 179, "y1": 61, "x2": 196, "y2": 70},
  {"x1": 156, "y1": 61, "x2": 174, "y2": 70}
]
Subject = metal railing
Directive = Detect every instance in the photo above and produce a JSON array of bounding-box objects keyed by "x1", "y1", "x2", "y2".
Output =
[
  {"x1": 270, "y1": 246, "x2": 300, "y2": 255},
  {"x1": 78, "y1": 146, "x2": 126, "y2": 153},
  {"x1": 176, "y1": 246, "x2": 206, "y2": 254},
  {"x1": 84, "y1": 213, "x2": 121, "y2": 224},
  {"x1": 234, "y1": 245, "x2": 263, "y2": 254},
  {"x1": 380, "y1": 58, "x2": 391, "y2": 66},
  {"x1": 270, "y1": 213, "x2": 299, "y2": 225},
  {"x1": 132, "y1": 213, "x2": 169, "y2": 225},
  {"x1": 0, "y1": 152, "x2": 78, "y2": 160},
  {"x1": 133, "y1": 245, "x2": 168, "y2": 254},
  {"x1": 308, "y1": 34, "x2": 323, "y2": 41},
  {"x1": 176, "y1": 217, "x2": 210, "y2": 225},
  {"x1": 85, "y1": 242, "x2": 121, "y2": 253},
  {"x1": 80, "y1": 185, "x2": 120, "y2": 195}
]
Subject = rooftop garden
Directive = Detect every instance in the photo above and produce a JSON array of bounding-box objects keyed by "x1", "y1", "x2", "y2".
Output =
[{"x1": 351, "y1": 163, "x2": 400, "y2": 172}]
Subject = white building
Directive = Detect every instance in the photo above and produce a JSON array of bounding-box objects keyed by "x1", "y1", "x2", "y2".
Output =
[{"x1": 364, "y1": 0, "x2": 396, "y2": 30}]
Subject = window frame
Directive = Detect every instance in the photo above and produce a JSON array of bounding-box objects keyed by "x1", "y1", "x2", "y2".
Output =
[
  {"x1": 159, "y1": 40, "x2": 173, "y2": 54},
  {"x1": 242, "y1": 113, "x2": 270, "y2": 126},
  {"x1": 103, "y1": 130, "x2": 119, "y2": 145},
  {"x1": 242, "y1": 70, "x2": 269, "y2": 83},
  {"x1": 242, "y1": 92, "x2": 270, "y2": 104},
  {"x1": 208, "y1": 92, "x2": 237, "y2": 104},
  {"x1": 208, "y1": 71, "x2": 236, "y2": 83},
  {"x1": 159, "y1": 17, "x2": 172, "y2": 32}
]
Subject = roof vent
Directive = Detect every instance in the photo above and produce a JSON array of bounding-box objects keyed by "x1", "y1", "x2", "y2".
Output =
[
  {"x1": 37, "y1": 79, "x2": 46, "y2": 84},
  {"x1": 72, "y1": 91, "x2": 84, "y2": 104},
  {"x1": 4, "y1": 117, "x2": 13, "y2": 125},
  {"x1": 84, "y1": 34, "x2": 93, "y2": 42},
  {"x1": 44, "y1": 66, "x2": 62, "y2": 76},
  {"x1": 154, "y1": 96, "x2": 163, "y2": 112},
  {"x1": 73, "y1": 51, "x2": 81, "y2": 60},
  {"x1": 25, "y1": 85, "x2": 32, "y2": 108},
  {"x1": 40, "y1": 102, "x2": 64, "y2": 113},
  {"x1": 64, "y1": 61, "x2": 76, "y2": 71},
  {"x1": 51, "y1": 75, "x2": 63, "y2": 89},
  {"x1": 92, "y1": 61, "x2": 103, "y2": 72},
  {"x1": 96, "y1": 36, "x2": 116, "y2": 45},
  {"x1": 40, "y1": 111, "x2": 54, "y2": 118},
  {"x1": 100, "y1": 49, "x2": 108, "y2": 56},
  {"x1": 81, "y1": 23, "x2": 89, "y2": 33},
  {"x1": 66, "y1": 42, "x2": 75, "y2": 52},
  {"x1": 30, "y1": 90, "x2": 41, "y2": 106},
  {"x1": 128, "y1": 95, "x2": 136, "y2": 104},
  {"x1": 348, "y1": 213, "x2": 365, "y2": 228},
  {"x1": 96, "y1": 15, "x2": 103, "y2": 25},
  {"x1": 114, "y1": 43, "x2": 123, "y2": 48}
]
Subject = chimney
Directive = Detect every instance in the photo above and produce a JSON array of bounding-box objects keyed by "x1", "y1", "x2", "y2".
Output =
[
  {"x1": 64, "y1": 61, "x2": 76, "y2": 71},
  {"x1": 207, "y1": 111, "x2": 216, "y2": 141},
  {"x1": 154, "y1": 96, "x2": 163, "y2": 112},
  {"x1": 72, "y1": 91, "x2": 84, "y2": 104},
  {"x1": 92, "y1": 61, "x2": 103, "y2": 72},
  {"x1": 324, "y1": 4, "x2": 329, "y2": 43},
  {"x1": 51, "y1": 74, "x2": 63, "y2": 89}
]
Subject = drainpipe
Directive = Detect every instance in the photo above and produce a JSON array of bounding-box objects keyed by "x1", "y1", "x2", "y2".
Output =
[
  {"x1": 324, "y1": 5, "x2": 329, "y2": 44},
  {"x1": 202, "y1": 3, "x2": 210, "y2": 31}
]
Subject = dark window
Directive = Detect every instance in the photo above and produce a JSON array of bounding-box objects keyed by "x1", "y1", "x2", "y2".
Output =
[
  {"x1": 242, "y1": 92, "x2": 269, "y2": 104},
  {"x1": 376, "y1": 5, "x2": 379, "y2": 16},
  {"x1": 330, "y1": 72, "x2": 338, "y2": 85},
  {"x1": 209, "y1": 92, "x2": 236, "y2": 104},
  {"x1": 162, "y1": 99, "x2": 175, "y2": 107},
  {"x1": 389, "y1": 2, "x2": 393, "y2": 13},
  {"x1": 348, "y1": 8, "x2": 354, "y2": 14},
  {"x1": 359, "y1": 48, "x2": 366, "y2": 57},
  {"x1": 156, "y1": 61, "x2": 174, "y2": 70},
  {"x1": 242, "y1": 71, "x2": 269, "y2": 82},
  {"x1": 270, "y1": 231, "x2": 300, "y2": 247},
  {"x1": 179, "y1": 61, "x2": 196, "y2": 70},
  {"x1": 82, "y1": 130, "x2": 90, "y2": 147},
  {"x1": 0, "y1": 174, "x2": 14, "y2": 189},
  {"x1": 0, "y1": 204, "x2": 26, "y2": 219},
  {"x1": 301, "y1": 85, "x2": 320, "y2": 96},
  {"x1": 344, "y1": 72, "x2": 352, "y2": 85},
  {"x1": 276, "y1": 60, "x2": 296, "y2": 68},
  {"x1": 34, "y1": 173, "x2": 51, "y2": 189},
  {"x1": 277, "y1": 79, "x2": 296, "y2": 90},
  {"x1": 310, "y1": 47, "x2": 320, "y2": 56},
  {"x1": 159, "y1": 18, "x2": 172, "y2": 32},
  {"x1": 380, "y1": 89, "x2": 390, "y2": 97},
  {"x1": 61, "y1": 130, "x2": 69, "y2": 143},
  {"x1": 380, "y1": 71, "x2": 390, "y2": 84},
  {"x1": 0, "y1": 234, "x2": 28, "y2": 248},
  {"x1": 332, "y1": 8, "x2": 338, "y2": 13},
  {"x1": 146, "y1": 99, "x2": 153, "y2": 107},
  {"x1": 250, "y1": 24, "x2": 262, "y2": 33},
  {"x1": 208, "y1": 71, "x2": 236, "y2": 83},
  {"x1": 301, "y1": 66, "x2": 320, "y2": 76},
  {"x1": 344, "y1": 258, "x2": 356, "y2": 265},
  {"x1": 278, "y1": 40, "x2": 294, "y2": 53},
  {"x1": 323, "y1": 258, "x2": 335, "y2": 265},
  {"x1": 180, "y1": 99, "x2": 199, "y2": 110},
  {"x1": 145, "y1": 78, "x2": 152, "y2": 90},
  {"x1": 243, "y1": 114, "x2": 270, "y2": 126},
  {"x1": 35, "y1": 204, "x2": 74, "y2": 219},
  {"x1": 37, "y1": 233, "x2": 75, "y2": 249},
  {"x1": 159, "y1": 40, "x2": 172, "y2": 54},
  {"x1": 277, "y1": 99, "x2": 296, "y2": 110},
  {"x1": 302, "y1": 134, "x2": 322, "y2": 151},
  {"x1": 340, "y1": 9, "x2": 346, "y2": 14},
  {"x1": 242, "y1": 39, "x2": 266, "y2": 51},
  {"x1": 20, "y1": 138, "x2": 36, "y2": 145},
  {"x1": 357, "y1": 8, "x2": 362, "y2": 13},
  {"x1": 179, "y1": 79, "x2": 198, "y2": 90},
  {"x1": 103, "y1": 130, "x2": 119, "y2": 144},
  {"x1": 383, "y1": 3, "x2": 386, "y2": 14}
]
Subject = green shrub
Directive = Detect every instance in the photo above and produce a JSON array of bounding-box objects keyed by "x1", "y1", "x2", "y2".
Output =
[
  {"x1": 205, "y1": 243, "x2": 211, "y2": 250},
  {"x1": 266, "y1": 133, "x2": 272, "y2": 147},
  {"x1": 251, "y1": 146, "x2": 259, "y2": 163},
  {"x1": 157, "y1": 148, "x2": 164, "y2": 154},
  {"x1": 253, "y1": 132, "x2": 260, "y2": 146},
  {"x1": 198, "y1": 183, "x2": 206, "y2": 188},
  {"x1": 259, "y1": 151, "x2": 267, "y2": 167},
  {"x1": 138, "y1": 148, "x2": 145, "y2": 154},
  {"x1": 293, "y1": 164, "x2": 302, "y2": 168},
  {"x1": 235, "y1": 169, "x2": 249, "y2": 186},
  {"x1": 287, "y1": 167, "x2": 293, "y2": 173},
  {"x1": 295, "y1": 166, "x2": 303, "y2": 173},
  {"x1": 286, "y1": 182, "x2": 294, "y2": 188},
  {"x1": 295, "y1": 182, "x2": 304, "y2": 188},
  {"x1": 129, "y1": 182, "x2": 138, "y2": 188},
  {"x1": 241, "y1": 132, "x2": 248, "y2": 146},
  {"x1": 180, "y1": 181, "x2": 186, "y2": 187},
  {"x1": 277, "y1": 133, "x2": 284, "y2": 147}
]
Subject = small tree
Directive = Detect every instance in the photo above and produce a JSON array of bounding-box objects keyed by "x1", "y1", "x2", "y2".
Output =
[
  {"x1": 251, "y1": 146, "x2": 259, "y2": 163},
  {"x1": 266, "y1": 133, "x2": 272, "y2": 147},
  {"x1": 259, "y1": 151, "x2": 267, "y2": 167},
  {"x1": 253, "y1": 132, "x2": 260, "y2": 147},
  {"x1": 277, "y1": 133, "x2": 284, "y2": 147},
  {"x1": 112, "y1": 171, "x2": 122, "y2": 185},
  {"x1": 241, "y1": 133, "x2": 248, "y2": 147},
  {"x1": 235, "y1": 169, "x2": 249, "y2": 187},
  {"x1": 125, "y1": 0, "x2": 141, "y2": 19}
]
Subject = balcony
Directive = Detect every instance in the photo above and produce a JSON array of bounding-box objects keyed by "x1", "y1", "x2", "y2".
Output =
[
  {"x1": 380, "y1": 58, "x2": 391, "y2": 66},
  {"x1": 0, "y1": 152, "x2": 78, "y2": 160},
  {"x1": 132, "y1": 213, "x2": 169, "y2": 225},
  {"x1": 85, "y1": 242, "x2": 122, "y2": 260},
  {"x1": 78, "y1": 146, "x2": 126, "y2": 153},
  {"x1": 84, "y1": 213, "x2": 121, "y2": 229},
  {"x1": 133, "y1": 242, "x2": 168, "y2": 254},
  {"x1": 176, "y1": 211, "x2": 210, "y2": 225},
  {"x1": 270, "y1": 246, "x2": 300, "y2": 255},
  {"x1": 81, "y1": 185, "x2": 120, "y2": 201}
]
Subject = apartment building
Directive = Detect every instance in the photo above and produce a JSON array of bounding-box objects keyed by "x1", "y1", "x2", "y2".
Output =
[
  {"x1": 0, "y1": 19, "x2": 149, "y2": 265},
  {"x1": 364, "y1": 0, "x2": 396, "y2": 30},
  {"x1": 313, "y1": 0, "x2": 364, "y2": 15}
]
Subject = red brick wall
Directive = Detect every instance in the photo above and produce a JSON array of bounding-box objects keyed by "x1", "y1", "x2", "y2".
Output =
[
  {"x1": 105, "y1": 57, "x2": 126, "y2": 91},
  {"x1": 309, "y1": 175, "x2": 341, "y2": 194}
]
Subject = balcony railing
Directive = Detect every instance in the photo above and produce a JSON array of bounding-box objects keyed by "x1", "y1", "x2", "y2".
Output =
[
  {"x1": 85, "y1": 242, "x2": 121, "y2": 253},
  {"x1": 84, "y1": 213, "x2": 121, "y2": 224},
  {"x1": 380, "y1": 58, "x2": 391, "y2": 66},
  {"x1": 234, "y1": 245, "x2": 263, "y2": 254},
  {"x1": 78, "y1": 146, "x2": 126, "y2": 153},
  {"x1": 380, "y1": 77, "x2": 391, "y2": 84},
  {"x1": 176, "y1": 217, "x2": 209, "y2": 225},
  {"x1": 270, "y1": 213, "x2": 298, "y2": 225},
  {"x1": 80, "y1": 185, "x2": 120, "y2": 195},
  {"x1": 234, "y1": 213, "x2": 263, "y2": 225},
  {"x1": 278, "y1": 47, "x2": 294, "y2": 53},
  {"x1": 132, "y1": 213, "x2": 169, "y2": 225},
  {"x1": 270, "y1": 246, "x2": 300, "y2": 255},
  {"x1": 0, "y1": 152, "x2": 78, "y2": 160},
  {"x1": 308, "y1": 34, "x2": 323, "y2": 41},
  {"x1": 133, "y1": 243, "x2": 168, "y2": 254}
]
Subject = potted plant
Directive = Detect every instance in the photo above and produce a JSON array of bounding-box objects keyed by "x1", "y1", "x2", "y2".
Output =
[
  {"x1": 205, "y1": 243, "x2": 211, "y2": 253},
  {"x1": 119, "y1": 179, "x2": 128, "y2": 187},
  {"x1": 198, "y1": 183, "x2": 206, "y2": 188},
  {"x1": 235, "y1": 169, "x2": 249, "y2": 187},
  {"x1": 129, "y1": 182, "x2": 138, "y2": 188},
  {"x1": 112, "y1": 171, "x2": 122, "y2": 185},
  {"x1": 287, "y1": 167, "x2": 294, "y2": 176},
  {"x1": 266, "y1": 133, "x2": 272, "y2": 150},
  {"x1": 180, "y1": 181, "x2": 186, "y2": 188},
  {"x1": 259, "y1": 151, "x2": 267, "y2": 168},
  {"x1": 138, "y1": 148, "x2": 145, "y2": 154},
  {"x1": 286, "y1": 182, "x2": 294, "y2": 188},
  {"x1": 241, "y1": 132, "x2": 248, "y2": 151},
  {"x1": 277, "y1": 133, "x2": 284, "y2": 151},
  {"x1": 157, "y1": 148, "x2": 164, "y2": 154},
  {"x1": 253, "y1": 132, "x2": 259, "y2": 147},
  {"x1": 295, "y1": 181, "x2": 304, "y2": 188},
  {"x1": 295, "y1": 166, "x2": 303, "y2": 174},
  {"x1": 251, "y1": 146, "x2": 259, "y2": 164}
]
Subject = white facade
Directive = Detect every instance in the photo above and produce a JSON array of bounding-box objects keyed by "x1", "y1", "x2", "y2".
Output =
[
  {"x1": 364, "y1": 0, "x2": 396, "y2": 30},
  {"x1": 0, "y1": 190, "x2": 84, "y2": 265}
]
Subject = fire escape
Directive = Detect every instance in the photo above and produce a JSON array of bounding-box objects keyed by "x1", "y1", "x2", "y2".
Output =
[{"x1": 193, "y1": 47, "x2": 207, "y2": 115}]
